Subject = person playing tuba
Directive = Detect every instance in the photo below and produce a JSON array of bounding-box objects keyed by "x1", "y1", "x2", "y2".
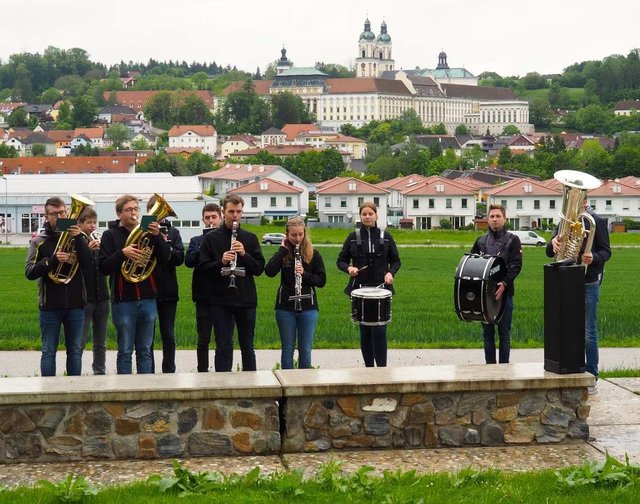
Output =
[{"x1": 98, "y1": 194, "x2": 172, "y2": 374}]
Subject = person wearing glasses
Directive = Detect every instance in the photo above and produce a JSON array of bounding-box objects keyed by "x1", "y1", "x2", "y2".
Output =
[
  {"x1": 98, "y1": 194, "x2": 171, "y2": 374},
  {"x1": 25, "y1": 196, "x2": 91, "y2": 376}
]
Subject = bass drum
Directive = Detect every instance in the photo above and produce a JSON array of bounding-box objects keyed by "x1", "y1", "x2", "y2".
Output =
[
  {"x1": 351, "y1": 287, "x2": 392, "y2": 326},
  {"x1": 454, "y1": 254, "x2": 506, "y2": 324}
]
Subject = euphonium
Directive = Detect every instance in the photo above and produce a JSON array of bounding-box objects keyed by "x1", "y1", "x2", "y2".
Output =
[
  {"x1": 48, "y1": 194, "x2": 95, "y2": 285},
  {"x1": 553, "y1": 170, "x2": 601, "y2": 264},
  {"x1": 120, "y1": 193, "x2": 177, "y2": 283}
]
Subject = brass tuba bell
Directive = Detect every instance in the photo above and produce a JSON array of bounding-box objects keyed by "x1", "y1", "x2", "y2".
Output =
[
  {"x1": 553, "y1": 170, "x2": 601, "y2": 264},
  {"x1": 120, "y1": 193, "x2": 177, "y2": 283},
  {"x1": 48, "y1": 194, "x2": 95, "y2": 285}
]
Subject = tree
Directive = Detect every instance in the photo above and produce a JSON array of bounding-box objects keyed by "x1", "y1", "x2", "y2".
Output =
[
  {"x1": 271, "y1": 92, "x2": 312, "y2": 127},
  {"x1": 432, "y1": 123, "x2": 447, "y2": 135},
  {"x1": 191, "y1": 71, "x2": 209, "y2": 90},
  {"x1": 580, "y1": 139, "x2": 612, "y2": 178},
  {"x1": 55, "y1": 100, "x2": 73, "y2": 129},
  {"x1": 0, "y1": 144, "x2": 18, "y2": 157},
  {"x1": 144, "y1": 91, "x2": 177, "y2": 130},
  {"x1": 31, "y1": 144, "x2": 47, "y2": 157},
  {"x1": 70, "y1": 95, "x2": 98, "y2": 127},
  {"x1": 612, "y1": 144, "x2": 640, "y2": 177},
  {"x1": 319, "y1": 149, "x2": 345, "y2": 180},
  {"x1": 131, "y1": 137, "x2": 150, "y2": 150},
  {"x1": 8, "y1": 107, "x2": 28, "y2": 128},
  {"x1": 106, "y1": 123, "x2": 131, "y2": 149},
  {"x1": 40, "y1": 87, "x2": 62, "y2": 105},
  {"x1": 520, "y1": 72, "x2": 547, "y2": 90},
  {"x1": 184, "y1": 151, "x2": 216, "y2": 175},
  {"x1": 454, "y1": 124, "x2": 470, "y2": 135},
  {"x1": 366, "y1": 154, "x2": 403, "y2": 181},
  {"x1": 137, "y1": 153, "x2": 186, "y2": 176},
  {"x1": 498, "y1": 146, "x2": 513, "y2": 167},
  {"x1": 529, "y1": 97, "x2": 552, "y2": 129},
  {"x1": 502, "y1": 125, "x2": 520, "y2": 135},
  {"x1": 575, "y1": 104, "x2": 611, "y2": 134},
  {"x1": 177, "y1": 93, "x2": 213, "y2": 125}
]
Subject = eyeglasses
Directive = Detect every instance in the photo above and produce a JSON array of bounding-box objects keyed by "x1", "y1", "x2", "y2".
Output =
[
  {"x1": 121, "y1": 207, "x2": 140, "y2": 214},
  {"x1": 47, "y1": 210, "x2": 67, "y2": 217}
]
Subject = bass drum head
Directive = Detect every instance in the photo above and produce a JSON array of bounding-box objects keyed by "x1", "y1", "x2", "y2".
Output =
[{"x1": 454, "y1": 254, "x2": 506, "y2": 324}]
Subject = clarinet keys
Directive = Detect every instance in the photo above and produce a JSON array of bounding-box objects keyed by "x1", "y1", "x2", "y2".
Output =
[{"x1": 221, "y1": 220, "x2": 246, "y2": 289}]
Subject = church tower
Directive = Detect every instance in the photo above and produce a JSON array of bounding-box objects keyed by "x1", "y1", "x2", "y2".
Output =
[
  {"x1": 356, "y1": 19, "x2": 393, "y2": 78},
  {"x1": 276, "y1": 46, "x2": 293, "y2": 75}
]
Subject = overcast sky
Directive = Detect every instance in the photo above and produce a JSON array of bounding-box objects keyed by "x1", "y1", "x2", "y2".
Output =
[{"x1": 5, "y1": 0, "x2": 639, "y2": 77}]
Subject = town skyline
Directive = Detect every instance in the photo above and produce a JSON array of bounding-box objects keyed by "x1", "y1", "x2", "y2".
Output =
[{"x1": 6, "y1": 0, "x2": 639, "y2": 78}]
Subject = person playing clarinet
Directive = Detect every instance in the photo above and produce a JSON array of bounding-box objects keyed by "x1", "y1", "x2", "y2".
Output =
[
  {"x1": 337, "y1": 201, "x2": 400, "y2": 367},
  {"x1": 265, "y1": 217, "x2": 326, "y2": 369}
]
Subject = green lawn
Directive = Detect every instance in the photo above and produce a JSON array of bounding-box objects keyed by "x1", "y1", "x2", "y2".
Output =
[{"x1": 2, "y1": 242, "x2": 639, "y2": 350}]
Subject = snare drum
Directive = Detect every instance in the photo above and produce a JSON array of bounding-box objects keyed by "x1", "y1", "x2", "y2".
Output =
[
  {"x1": 351, "y1": 287, "x2": 392, "y2": 326},
  {"x1": 454, "y1": 254, "x2": 506, "y2": 324}
]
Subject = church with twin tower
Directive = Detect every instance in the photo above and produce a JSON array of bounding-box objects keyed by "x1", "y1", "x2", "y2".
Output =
[{"x1": 355, "y1": 18, "x2": 394, "y2": 78}]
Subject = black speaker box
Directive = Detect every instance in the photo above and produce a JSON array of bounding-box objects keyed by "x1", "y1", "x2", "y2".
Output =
[{"x1": 544, "y1": 263, "x2": 586, "y2": 374}]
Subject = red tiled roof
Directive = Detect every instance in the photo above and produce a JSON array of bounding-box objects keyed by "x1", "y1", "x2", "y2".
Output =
[
  {"x1": 281, "y1": 123, "x2": 318, "y2": 141},
  {"x1": 588, "y1": 179, "x2": 640, "y2": 197},
  {"x1": 105, "y1": 90, "x2": 214, "y2": 109},
  {"x1": 220, "y1": 80, "x2": 273, "y2": 96},
  {"x1": 614, "y1": 100, "x2": 640, "y2": 111},
  {"x1": 46, "y1": 130, "x2": 74, "y2": 142},
  {"x1": 485, "y1": 178, "x2": 561, "y2": 197},
  {"x1": 74, "y1": 127, "x2": 105, "y2": 139},
  {"x1": 0, "y1": 156, "x2": 135, "y2": 174},
  {"x1": 402, "y1": 177, "x2": 477, "y2": 196},
  {"x1": 233, "y1": 177, "x2": 302, "y2": 194},
  {"x1": 165, "y1": 147, "x2": 202, "y2": 154},
  {"x1": 376, "y1": 174, "x2": 432, "y2": 190},
  {"x1": 168, "y1": 125, "x2": 216, "y2": 137},
  {"x1": 229, "y1": 145, "x2": 319, "y2": 157},
  {"x1": 325, "y1": 78, "x2": 412, "y2": 95},
  {"x1": 316, "y1": 177, "x2": 388, "y2": 195},
  {"x1": 199, "y1": 163, "x2": 281, "y2": 181},
  {"x1": 325, "y1": 135, "x2": 366, "y2": 143}
]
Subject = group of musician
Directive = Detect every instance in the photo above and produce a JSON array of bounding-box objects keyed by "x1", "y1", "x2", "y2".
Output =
[{"x1": 25, "y1": 193, "x2": 402, "y2": 376}]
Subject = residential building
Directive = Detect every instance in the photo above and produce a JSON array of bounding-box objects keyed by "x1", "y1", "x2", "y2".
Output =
[
  {"x1": 232, "y1": 177, "x2": 304, "y2": 220},
  {"x1": 104, "y1": 90, "x2": 215, "y2": 115},
  {"x1": 22, "y1": 133, "x2": 56, "y2": 156},
  {"x1": 261, "y1": 127, "x2": 286, "y2": 147},
  {"x1": 0, "y1": 156, "x2": 136, "y2": 175},
  {"x1": 315, "y1": 177, "x2": 389, "y2": 226},
  {"x1": 168, "y1": 125, "x2": 217, "y2": 155},
  {"x1": 220, "y1": 134, "x2": 258, "y2": 157},
  {"x1": 614, "y1": 100, "x2": 640, "y2": 116}
]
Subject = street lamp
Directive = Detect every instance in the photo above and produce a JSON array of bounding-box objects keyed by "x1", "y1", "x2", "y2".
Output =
[{"x1": 1, "y1": 174, "x2": 7, "y2": 245}]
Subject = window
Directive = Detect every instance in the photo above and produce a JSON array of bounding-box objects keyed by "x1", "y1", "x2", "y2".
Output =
[
  {"x1": 325, "y1": 197, "x2": 332, "y2": 208},
  {"x1": 286, "y1": 196, "x2": 292, "y2": 207},
  {"x1": 606, "y1": 199, "x2": 612, "y2": 210},
  {"x1": 590, "y1": 199, "x2": 596, "y2": 210},
  {"x1": 251, "y1": 197, "x2": 258, "y2": 208},
  {"x1": 413, "y1": 199, "x2": 419, "y2": 209},
  {"x1": 357, "y1": 197, "x2": 364, "y2": 207},
  {"x1": 446, "y1": 198, "x2": 452, "y2": 209},
  {"x1": 462, "y1": 198, "x2": 468, "y2": 209},
  {"x1": 270, "y1": 197, "x2": 276, "y2": 207},
  {"x1": 549, "y1": 200, "x2": 556, "y2": 210},
  {"x1": 328, "y1": 215, "x2": 344, "y2": 223},
  {"x1": 429, "y1": 198, "x2": 435, "y2": 209},
  {"x1": 501, "y1": 200, "x2": 507, "y2": 209},
  {"x1": 516, "y1": 200, "x2": 523, "y2": 210},
  {"x1": 534, "y1": 200, "x2": 540, "y2": 210},
  {"x1": 340, "y1": 197, "x2": 347, "y2": 208},
  {"x1": 373, "y1": 197, "x2": 379, "y2": 206},
  {"x1": 623, "y1": 200, "x2": 629, "y2": 210}
]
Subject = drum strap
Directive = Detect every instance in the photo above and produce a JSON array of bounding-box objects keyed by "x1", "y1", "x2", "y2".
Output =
[
  {"x1": 479, "y1": 232, "x2": 513, "y2": 262},
  {"x1": 355, "y1": 228, "x2": 385, "y2": 254}
]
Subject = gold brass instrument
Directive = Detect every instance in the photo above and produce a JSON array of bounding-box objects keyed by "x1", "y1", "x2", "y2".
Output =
[
  {"x1": 48, "y1": 194, "x2": 95, "y2": 285},
  {"x1": 553, "y1": 170, "x2": 601, "y2": 264},
  {"x1": 221, "y1": 221, "x2": 245, "y2": 288},
  {"x1": 120, "y1": 193, "x2": 177, "y2": 283},
  {"x1": 289, "y1": 243, "x2": 311, "y2": 311}
]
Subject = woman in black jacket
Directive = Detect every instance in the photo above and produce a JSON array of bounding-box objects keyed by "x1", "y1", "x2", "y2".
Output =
[
  {"x1": 265, "y1": 217, "x2": 326, "y2": 369},
  {"x1": 337, "y1": 202, "x2": 400, "y2": 367}
]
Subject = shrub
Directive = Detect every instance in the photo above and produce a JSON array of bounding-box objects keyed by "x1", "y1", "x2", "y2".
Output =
[{"x1": 439, "y1": 218, "x2": 452, "y2": 229}]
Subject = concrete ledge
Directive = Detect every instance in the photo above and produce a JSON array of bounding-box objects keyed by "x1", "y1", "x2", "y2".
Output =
[
  {"x1": 274, "y1": 363, "x2": 595, "y2": 397},
  {"x1": 0, "y1": 371, "x2": 282, "y2": 405}
]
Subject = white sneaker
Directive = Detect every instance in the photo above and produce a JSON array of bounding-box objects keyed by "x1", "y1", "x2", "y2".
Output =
[{"x1": 588, "y1": 384, "x2": 598, "y2": 395}]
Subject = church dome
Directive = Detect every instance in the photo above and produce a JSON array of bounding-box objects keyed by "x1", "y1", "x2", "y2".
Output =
[
  {"x1": 439, "y1": 51, "x2": 447, "y2": 59},
  {"x1": 359, "y1": 18, "x2": 376, "y2": 41},
  {"x1": 376, "y1": 21, "x2": 391, "y2": 43}
]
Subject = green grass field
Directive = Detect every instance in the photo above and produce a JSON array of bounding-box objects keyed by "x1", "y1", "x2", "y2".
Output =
[{"x1": 1, "y1": 243, "x2": 638, "y2": 350}]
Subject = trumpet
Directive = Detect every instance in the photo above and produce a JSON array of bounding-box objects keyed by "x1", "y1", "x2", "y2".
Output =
[
  {"x1": 289, "y1": 243, "x2": 311, "y2": 311},
  {"x1": 221, "y1": 221, "x2": 245, "y2": 289}
]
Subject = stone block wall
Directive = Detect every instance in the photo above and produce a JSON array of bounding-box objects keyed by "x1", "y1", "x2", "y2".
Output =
[
  {"x1": 282, "y1": 388, "x2": 590, "y2": 452},
  {"x1": 0, "y1": 398, "x2": 280, "y2": 463}
]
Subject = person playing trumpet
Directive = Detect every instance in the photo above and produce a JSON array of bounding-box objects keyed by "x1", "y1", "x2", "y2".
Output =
[
  {"x1": 78, "y1": 207, "x2": 110, "y2": 375},
  {"x1": 98, "y1": 194, "x2": 171, "y2": 374},
  {"x1": 265, "y1": 217, "x2": 326, "y2": 369}
]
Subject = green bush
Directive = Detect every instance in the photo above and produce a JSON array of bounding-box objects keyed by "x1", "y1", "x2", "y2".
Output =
[
  {"x1": 622, "y1": 218, "x2": 640, "y2": 231},
  {"x1": 439, "y1": 218, "x2": 452, "y2": 229}
]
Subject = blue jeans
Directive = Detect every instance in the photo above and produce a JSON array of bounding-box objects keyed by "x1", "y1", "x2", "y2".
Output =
[
  {"x1": 275, "y1": 308, "x2": 319, "y2": 369},
  {"x1": 585, "y1": 281, "x2": 600, "y2": 378},
  {"x1": 482, "y1": 295, "x2": 514, "y2": 364},
  {"x1": 112, "y1": 299, "x2": 157, "y2": 374},
  {"x1": 39, "y1": 308, "x2": 84, "y2": 376}
]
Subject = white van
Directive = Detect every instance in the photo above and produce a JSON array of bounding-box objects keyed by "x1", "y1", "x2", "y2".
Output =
[{"x1": 511, "y1": 230, "x2": 546, "y2": 246}]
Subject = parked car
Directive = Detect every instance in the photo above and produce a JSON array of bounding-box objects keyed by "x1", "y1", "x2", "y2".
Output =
[
  {"x1": 511, "y1": 230, "x2": 546, "y2": 246},
  {"x1": 261, "y1": 232, "x2": 286, "y2": 245}
]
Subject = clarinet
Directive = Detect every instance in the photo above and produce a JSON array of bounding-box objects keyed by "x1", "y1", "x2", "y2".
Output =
[
  {"x1": 288, "y1": 244, "x2": 311, "y2": 311},
  {"x1": 220, "y1": 221, "x2": 246, "y2": 289}
]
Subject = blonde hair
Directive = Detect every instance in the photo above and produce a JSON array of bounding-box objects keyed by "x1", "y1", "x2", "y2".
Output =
[{"x1": 285, "y1": 217, "x2": 313, "y2": 263}]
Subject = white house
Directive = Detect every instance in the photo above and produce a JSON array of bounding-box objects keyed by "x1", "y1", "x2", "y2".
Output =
[
  {"x1": 168, "y1": 125, "x2": 217, "y2": 155},
  {"x1": 199, "y1": 163, "x2": 310, "y2": 215},
  {"x1": 315, "y1": 177, "x2": 389, "y2": 226},
  {"x1": 232, "y1": 177, "x2": 304, "y2": 220},
  {"x1": 376, "y1": 174, "x2": 432, "y2": 226},
  {"x1": 220, "y1": 135, "x2": 258, "y2": 158}
]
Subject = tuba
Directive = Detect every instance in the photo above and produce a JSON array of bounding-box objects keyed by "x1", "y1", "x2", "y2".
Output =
[
  {"x1": 48, "y1": 194, "x2": 95, "y2": 285},
  {"x1": 553, "y1": 170, "x2": 601, "y2": 264},
  {"x1": 120, "y1": 193, "x2": 177, "y2": 283}
]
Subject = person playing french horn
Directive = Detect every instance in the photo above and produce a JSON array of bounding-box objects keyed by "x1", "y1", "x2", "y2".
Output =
[
  {"x1": 265, "y1": 217, "x2": 326, "y2": 369},
  {"x1": 199, "y1": 194, "x2": 265, "y2": 372},
  {"x1": 98, "y1": 194, "x2": 172, "y2": 374}
]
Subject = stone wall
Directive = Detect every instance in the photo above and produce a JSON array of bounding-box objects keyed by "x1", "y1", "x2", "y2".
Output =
[
  {"x1": 282, "y1": 388, "x2": 590, "y2": 452},
  {"x1": 0, "y1": 398, "x2": 280, "y2": 463}
]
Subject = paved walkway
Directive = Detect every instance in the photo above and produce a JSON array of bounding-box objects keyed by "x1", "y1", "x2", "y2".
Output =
[{"x1": 0, "y1": 349, "x2": 639, "y2": 488}]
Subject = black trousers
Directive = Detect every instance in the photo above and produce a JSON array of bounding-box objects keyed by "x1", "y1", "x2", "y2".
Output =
[
  {"x1": 151, "y1": 299, "x2": 177, "y2": 373},
  {"x1": 359, "y1": 324, "x2": 387, "y2": 367},
  {"x1": 211, "y1": 304, "x2": 257, "y2": 372},
  {"x1": 195, "y1": 301, "x2": 218, "y2": 372}
]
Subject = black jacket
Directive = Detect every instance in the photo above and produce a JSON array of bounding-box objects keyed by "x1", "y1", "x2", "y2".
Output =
[
  {"x1": 337, "y1": 226, "x2": 401, "y2": 295},
  {"x1": 151, "y1": 220, "x2": 184, "y2": 301},
  {"x1": 265, "y1": 245, "x2": 326, "y2": 310},
  {"x1": 198, "y1": 223, "x2": 265, "y2": 307},
  {"x1": 545, "y1": 207, "x2": 611, "y2": 284},
  {"x1": 471, "y1": 228, "x2": 522, "y2": 297},
  {"x1": 79, "y1": 234, "x2": 110, "y2": 303},
  {"x1": 98, "y1": 220, "x2": 171, "y2": 303},
  {"x1": 25, "y1": 221, "x2": 90, "y2": 310},
  {"x1": 185, "y1": 230, "x2": 215, "y2": 302}
]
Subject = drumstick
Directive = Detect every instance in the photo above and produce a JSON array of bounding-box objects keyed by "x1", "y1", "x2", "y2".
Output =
[{"x1": 357, "y1": 265, "x2": 368, "y2": 273}]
